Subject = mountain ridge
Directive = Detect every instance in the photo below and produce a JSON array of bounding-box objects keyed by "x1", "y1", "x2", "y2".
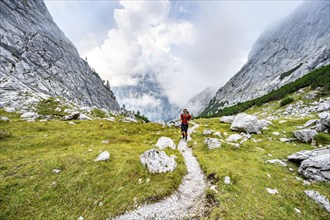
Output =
[
  {"x1": 0, "y1": 0, "x2": 120, "y2": 111},
  {"x1": 202, "y1": 0, "x2": 330, "y2": 116}
]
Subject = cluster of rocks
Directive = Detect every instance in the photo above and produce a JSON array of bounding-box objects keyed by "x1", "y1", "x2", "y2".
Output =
[
  {"x1": 293, "y1": 112, "x2": 330, "y2": 144},
  {"x1": 288, "y1": 146, "x2": 330, "y2": 182}
]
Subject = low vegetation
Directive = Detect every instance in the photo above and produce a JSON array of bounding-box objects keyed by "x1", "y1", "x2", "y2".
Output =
[
  {"x1": 280, "y1": 97, "x2": 294, "y2": 106},
  {"x1": 191, "y1": 117, "x2": 330, "y2": 220},
  {"x1": 36, "y1": 97, "x2": 68, "y2": 118},
  {"x1": 200, "y1": 64, "x2": 330, "y2": 117},
  {"x1": 0, "y1": 111, "x2": 185, "y2": 220}
]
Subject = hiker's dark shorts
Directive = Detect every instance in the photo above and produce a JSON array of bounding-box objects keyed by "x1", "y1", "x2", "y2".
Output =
[{"x1": 181, "y1": 123, "x2": 188, "y2": 132}]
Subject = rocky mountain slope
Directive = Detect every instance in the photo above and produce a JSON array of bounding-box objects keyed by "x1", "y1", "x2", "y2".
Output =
[
  {"x1": 0, "y1": 0, "x2": 120, "y2": 111},
  {"x1": 203, "y1": 0, "x2": 329, "y2": 116},
  {"x1": 112, "y1": 73, "x2": 178, "y2": 121},
  {"x1": 185, "y1": 87, "x2": 217, "y2": 116}
]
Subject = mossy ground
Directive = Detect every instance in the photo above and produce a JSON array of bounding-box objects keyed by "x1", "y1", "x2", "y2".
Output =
[
  {"x1": 0, "y1": 110, "x2": 185, "y2": 220},
  {"x1": 192, "y1": 116, "x2": 330, "y2": 220}
]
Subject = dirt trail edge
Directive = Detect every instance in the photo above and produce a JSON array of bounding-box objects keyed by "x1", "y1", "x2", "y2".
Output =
[{"x1": 113, "y1": 123, "x2": 207, "y2": 220}]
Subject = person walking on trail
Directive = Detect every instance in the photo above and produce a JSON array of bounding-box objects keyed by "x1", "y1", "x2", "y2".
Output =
[{"x1": 180, "y1": 109, "x2": 192, "y2": 141}]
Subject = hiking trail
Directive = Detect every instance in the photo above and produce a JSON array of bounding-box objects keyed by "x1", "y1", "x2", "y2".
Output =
[{"x1": 113, "y1": 123, "x2": 207, "y2": 220}]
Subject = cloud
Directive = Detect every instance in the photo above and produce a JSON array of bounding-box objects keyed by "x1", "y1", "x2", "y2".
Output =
[{"x1": 84, "y1": 0, "x2": 195, "y2": 105}]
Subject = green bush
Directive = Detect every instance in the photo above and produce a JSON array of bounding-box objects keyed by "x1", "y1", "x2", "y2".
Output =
[
  {"x1": 36, "y1": 98, "x2": 67, "y2": 118},
  {"x1": 280, "y1": 97, "x2": 294, "y2": 106},
  {"x1": 91, "y1": 109, "x2": 107, "y2": 118}
]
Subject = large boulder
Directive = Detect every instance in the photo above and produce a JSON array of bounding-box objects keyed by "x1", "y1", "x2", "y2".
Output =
[
  {"x1": 155, "y1": 137, "x2": 175, "y2": 150},
  {"x1": 304, "y1": 190, "x2": 330, "y2": 213},
  {"x1": 220, "y1": 116, "x2": 235, "y2": 124},
  {"x1": 293, "y1": 129, "x2": 317, "y2": 143},
  {"x1": 20, "y1": 112, "x2": 38, "y2": 119},
  {"x1": 204, "y1": 138, "x2": 221, "y2": 149},
  {"x1": 230, "y1": 113, "x2": 263, "y2": 133},
  {"x1": 319, "y1": 112, "x2": 330, "y2": 127},
  {"x1": 317, "y1": 102, "x2": 330, "y2": 112},
  {"x1": 298, "y1": 154, "x2": 330, "y2": 182},
  {"x1": 140, "y1": 148, "x2": 177, "y2": 173},
  {"x1": 0, "y1": 116, "x2": 10, "y2": 122},
  {"x1": 63, "y1": 111, "x2": 80, "y2": 120},
  {"x1": 288, "y1": 147, "x2": 330, "y2": 161}
]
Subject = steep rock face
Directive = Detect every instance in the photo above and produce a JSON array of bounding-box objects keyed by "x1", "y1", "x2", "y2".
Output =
[
  {"x1": 206, "y1": 1, "x2": 329, "y2": 115},
  {"x1": 185, "y1": 87, "x2": 217, "y2": 116},
  {"x1": 0, "y1": 0, "x2": 120, "y2": 111},
  {"x1": 112, "y1": 73, "x2": 178, "y2": 121}
]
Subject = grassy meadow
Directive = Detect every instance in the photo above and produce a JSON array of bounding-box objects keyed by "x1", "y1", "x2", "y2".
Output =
[
  {"x1": 191, "y1": 115, "x2": 330, "y2": 220},
  {"x1": 0, "y1": 110, "x2": 185, "y2": 220}
]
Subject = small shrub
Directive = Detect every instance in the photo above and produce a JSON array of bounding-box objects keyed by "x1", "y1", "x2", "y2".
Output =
[
  {"x1": 36, "y1": 98, "x2": 67, "y2": 118},
  {"x1": 0, "y1": 130, "x2": 11, "y2": 140},
  {"x1": 280, "y1": 97, "x2": 294, "y2": 106},
  {"x1": 91, "y1": 109, "x2": 107, "y2": 118}
]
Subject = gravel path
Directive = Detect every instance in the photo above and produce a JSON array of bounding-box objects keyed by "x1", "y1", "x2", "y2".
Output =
[{"x1": 113, "y1": 123, "x2": 207, "y2": 220}]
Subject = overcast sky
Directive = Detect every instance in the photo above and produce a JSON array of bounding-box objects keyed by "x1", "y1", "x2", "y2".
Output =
[{"x1": 45, "y1": 0, "x2": 303, "y2": 106}]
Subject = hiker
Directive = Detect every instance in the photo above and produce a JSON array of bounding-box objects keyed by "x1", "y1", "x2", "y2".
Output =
[{"x1": 180, "y1": 109, "x2": 192, "y2": 141}]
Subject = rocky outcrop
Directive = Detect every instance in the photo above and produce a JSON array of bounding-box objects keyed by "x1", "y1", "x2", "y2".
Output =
[
  {"x1": 293, "y1": 129, "x2": 318, "y2": 143},
  {"x1": 304, "y1": 190, "x2": 330, "y2": 213},
  {"x1": 0, "y1": 0, "x2": 120, "y2": 111},
  {"x1": 288, "y1": 146, "x2": 330, "y2": 182},
  {"x1": 230, "y1": 113, "x2": 265, "y2": 134},
  {"x1": 203, "y1": 1, "x2": 330, "y2": 116},
  {"x1": 140, "y1": 148, "x2": 177, "y2": 173}
]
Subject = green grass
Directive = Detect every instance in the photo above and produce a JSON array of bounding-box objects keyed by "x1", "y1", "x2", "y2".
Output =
[
  {"x1": 192, "y1": 117, "x2": 330, "y2": 220},
  {"x1": 0, "y1": 110, "x2": 185, "y2": 220}
]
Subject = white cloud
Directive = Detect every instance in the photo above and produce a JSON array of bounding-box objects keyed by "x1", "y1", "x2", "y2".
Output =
[{"x1": 84, "y1": 0, "x2": 195, "y2": 104}]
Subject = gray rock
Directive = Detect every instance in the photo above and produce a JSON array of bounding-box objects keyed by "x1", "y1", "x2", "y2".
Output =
[
  {"x1": 79, "y1": 114, "x2": 92, "y2": 120},
  {"x1": 95, "y1": 151, "x2": 110, "y2": 162},
  {"x1": 0, "y1": 116, "x2": 10, "y2": 122},
  {"x1": 317, "y1": 102, "x2": 330, "y2": 112},
  {"x1": 64, "y1": 111, "x2": 80, "y2": 120},
  {"x1": 304, "y1": 91, "x2": 318, "y2": 100},
  {"x1": 203, "y1": 129, "x2": 212, "y2": 135},
  {"x1": 155, "y1": 137, "x2": 176, "y2": 150},
  {"x1": 20, "y1": 112, "x2": 37, "y2": 119},
  {"x1": 293, "y1": 129, "x2": 318, "y2": 143},
  {"x1": 230, "y1": 113, "x2": 263, "y2": 133},
  {"x1": 204, "y1": 138, "x2": 221, "y2": 149},
  {"x1": 220, "y1": 116, "x2": 236, "y2": 124},
  {"x1": 316, "y1": 123, "x2": 328, "y2": 132},
  {"x1": 224, "y1": 176, "x2": 231, "y2": 185},
  {"x1": 266, "y1": 188, "x2": 279, "y2": 195},
  {"x1": 4, "y1": 107, "x2": 15, "y2": 113},
  {"x1": 226, "y1": 134, "x2": 242, "y2": 142},
  {"x1": 298, "y1": 154, "x2": 330, "y2": 182},
  {"x1": 266, "y1": 159, "x2": 287, "y2": 167},
  {"x1": 319, "y1": 112, "x2": 330, "y2": 126},
  {"x1": 303, "y1": 119, "x2": 319, "y2": 128},
  {"x1": 122, "y1": 117, "x2": 137, "y2": 123},
  {"x1": 140, "y1": 148, "x2": 176, "y2": 173},
  {"x1": 288, "y1": 147, "x2": 330, "y2": 161},
  {"x1": 304, "y1": 190, "x2": 330, "y2": 213}
]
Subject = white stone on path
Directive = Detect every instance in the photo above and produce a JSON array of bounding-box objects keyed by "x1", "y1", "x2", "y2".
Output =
[
  {"x1": 95, "y1": 151, "x2": 110, "y2": 162},
  {"x1": 266, "y1": 188, "x2": 278, "y2": 195}
]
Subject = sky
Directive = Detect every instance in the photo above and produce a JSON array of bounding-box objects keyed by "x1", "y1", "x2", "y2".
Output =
[{"x1": 45, "y1": 0, "x2": 303, "y2": 106}]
